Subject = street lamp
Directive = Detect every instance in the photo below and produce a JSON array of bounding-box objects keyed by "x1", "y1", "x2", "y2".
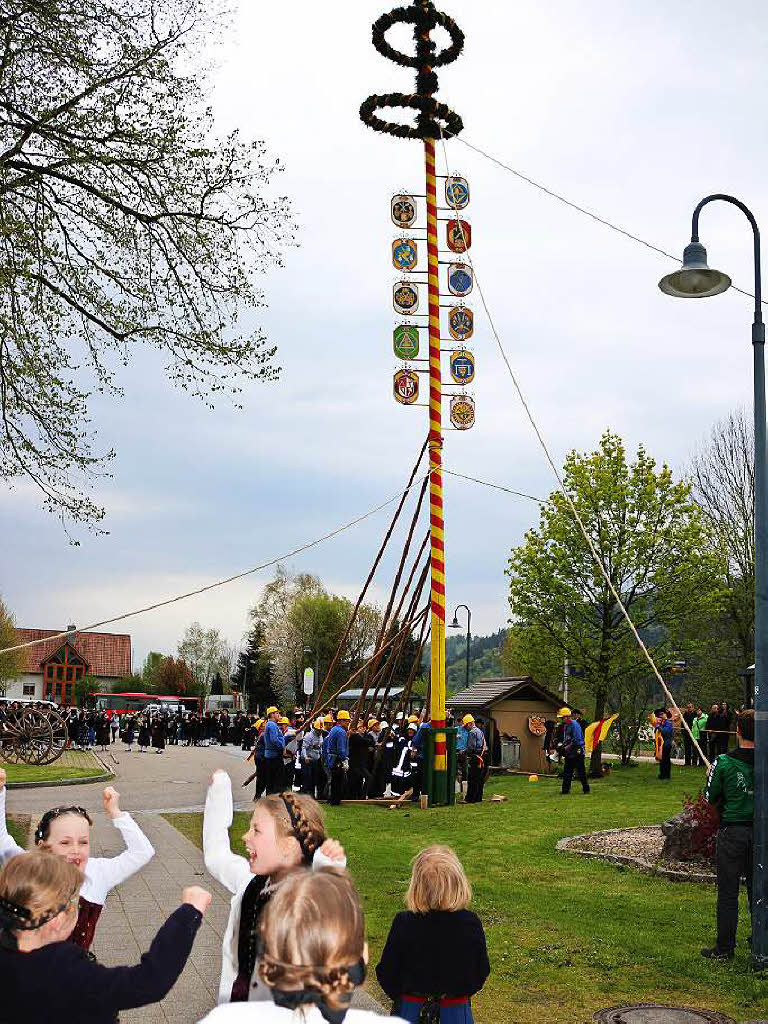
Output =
[
  {"x1": 659, "y1": 193, "x2": 766, "y2": 970},
  {"x1": 449, "y1": 604, "x2": 472, "y2": 691}
]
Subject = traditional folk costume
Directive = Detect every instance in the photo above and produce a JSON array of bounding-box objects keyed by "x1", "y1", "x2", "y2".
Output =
[
  {"x1": 203, "y1": 772, "x2": 345, "y2": 1004},
  {"x1": 0, "y1": 786, "x2": 154, "y2": 950},
  {"x1": 376, "y1": 909, "x2": 490, "y2": 1024},
  {"x1": 137, "y1": 718, "x2": 151, "y2": 751}
]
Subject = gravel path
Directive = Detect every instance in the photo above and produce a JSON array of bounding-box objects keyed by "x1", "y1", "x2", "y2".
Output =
[{"x1": 559, "y1": 826, "x2": 716, "y2": 882}]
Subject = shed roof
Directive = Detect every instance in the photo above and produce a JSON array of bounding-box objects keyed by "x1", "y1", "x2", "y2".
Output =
[
  {"x1": 16, "y1": 629, "x2": 132, "y2": 679},
  {"x1": 446, "y1": 676, "x2": 565, "y2": 710}
]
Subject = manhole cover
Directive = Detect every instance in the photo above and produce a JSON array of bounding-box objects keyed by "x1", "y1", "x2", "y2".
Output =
[{"x1": 594, "y1": 1006, "x2": 735, "y2": 1024}]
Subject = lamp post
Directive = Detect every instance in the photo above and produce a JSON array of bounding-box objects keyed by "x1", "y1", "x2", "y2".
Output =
[
  {"x1": 449, "y1": 604, "x2": 472, "y2": 691},
  {"x1": 658, "y1": 193, "x2": 766, "y2": 969}
]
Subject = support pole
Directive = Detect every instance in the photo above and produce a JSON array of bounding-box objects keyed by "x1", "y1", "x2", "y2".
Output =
[{"x1": 424, "y1": 136, "x2": 448, "y2": 804}]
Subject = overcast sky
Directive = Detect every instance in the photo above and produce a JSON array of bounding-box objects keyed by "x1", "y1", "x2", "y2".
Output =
[{"x1": 2, "y1": 0, "x2": 767, "y2": 669}]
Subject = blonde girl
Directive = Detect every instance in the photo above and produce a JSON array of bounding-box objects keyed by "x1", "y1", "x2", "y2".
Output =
[
  {"x1": 0, "y1": 766, "x2": 154, "y2": 949},
  {"x1": 0, "y1": 850, "x2": 210, "y2": 1024},
  {"x1": 376, "y1": 845, "x2": 489, "y2": 1023},
  {"x1": 199, "y1": 868, "x2": 405, "y2": 1023},
  {"x1": 203, "y1": 768, "x2": 346, "y2": 1004}
]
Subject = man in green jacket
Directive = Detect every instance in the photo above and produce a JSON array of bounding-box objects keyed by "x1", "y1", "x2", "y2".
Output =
[{"x1": 702, "y1": 708, "x2": 754, "y2": 960}]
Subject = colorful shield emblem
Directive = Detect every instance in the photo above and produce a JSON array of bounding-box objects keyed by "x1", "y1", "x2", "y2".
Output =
[
  {"x1": 445, "y1": 176, "x2": 469, "y2": 209},
  {"x1": 448, "y1": 305, "x2": 473, "y2": 343},
  {"x1": 392, "y1": 238, "x2": 418, "y2": 271},
  {"x1": 393, "y1": 281, "x2": 419, "y2": 314},
  {"x1": 394, "y1": 369, "x2": 419, "y2": 405},
  {"x1": 391, "y1": 194, "x2": 416, "y2": 228},
  {"x1": 446, "y1": 219, "x2": 471, "y2": 253},
  {"x1": 393, "y1": 325, "x2": 420, "y2": 360},
  {"x1": 447, "y1": 263, "x2": 473, "y2": 297},
  {"x1": 450, "y1": 350, "x2": 475, "y2": 384},
  {"x1": 450, "y1": 395, "x2": 475, "y2": 430}
]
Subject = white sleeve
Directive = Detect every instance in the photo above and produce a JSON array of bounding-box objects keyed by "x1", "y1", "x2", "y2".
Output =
[
  {"x1": 311, "y1": 844, "x2": 347, "y2": 871},
  {"x1": 84, "y1": 812, "x2": 155, "y2": 901},
  {"x1": 0, "y1": 787, "x2": 25, "y2": 864},
  {"x1": 203, "y1": 772, "x2": 251, "y2": 894}
]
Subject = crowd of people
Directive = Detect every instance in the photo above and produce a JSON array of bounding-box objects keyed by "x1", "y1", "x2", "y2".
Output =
[
  {"x1": 0, "y1": 765, "x2": 490, "y2": 1023},
  {"x1": 239, "y1": 706, "x2": 490, "y2": 807}
]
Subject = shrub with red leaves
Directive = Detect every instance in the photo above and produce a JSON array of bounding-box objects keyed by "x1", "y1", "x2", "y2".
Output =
[{"x1": 679, "y1": 791, "x2": 719, "y2": 863}]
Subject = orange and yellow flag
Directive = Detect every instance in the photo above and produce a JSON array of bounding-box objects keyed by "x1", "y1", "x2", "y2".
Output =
[{"x1": 584, "y1": 713, "x2": 619, "y2": 753}]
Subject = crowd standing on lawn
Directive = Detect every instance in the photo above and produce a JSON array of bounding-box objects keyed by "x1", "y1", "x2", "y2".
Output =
[{"x1": 0, "y1": 693, "x2": 759, "y2": 1022}]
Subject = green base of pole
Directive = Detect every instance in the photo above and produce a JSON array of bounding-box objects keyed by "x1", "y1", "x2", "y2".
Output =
[{"x1": 425, "y1": 727, "x2": 457, "y2": 807}]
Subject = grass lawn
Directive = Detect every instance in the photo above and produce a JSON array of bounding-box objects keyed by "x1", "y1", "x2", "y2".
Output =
[
  {"x1": 7, "y1": 814, "x2": 29, "y2": 847},
  {"x1": 165, "y1": 765, "x2": 767, "y2": 1024},
  {"x1": 1, "y1": 750, "x2": 111, "y2": 785}
]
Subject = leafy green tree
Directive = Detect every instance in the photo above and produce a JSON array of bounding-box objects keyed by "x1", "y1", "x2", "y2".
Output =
[
  {"x1": 0, "y1": 0, "x2": 295, "y2": 529},
  {"x1": 250, "y1": 566, "x2": 381, "y2": 707},
  {"x1": 0, "y1": 597, "x2": 23, "y2": 695},
  {"x1": 231, "y1": 622, "x2": 279, "y2": 712},
  {"x1": 506, "y1": 430, "x2": 723, "y2": 771},
  {"x1": 140, "y1": 652, "x2": 165, "y2": 693}
]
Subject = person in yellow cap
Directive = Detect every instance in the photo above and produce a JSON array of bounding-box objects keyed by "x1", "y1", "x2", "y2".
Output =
[
  {"x1": 300, "y1": 717, "x2": 325, "y2": 800},
  {"x1": 556, "y1": 707, "x2": 590, "y2": 796},
  {"x1": 242, "y1": 717, "x2": 268, "y2": 797},
  {"x1": 462, "y1": 713, "x2": 488, "y2": 803},
  {"x1": 262, "y1": 706, "x2": 285, "y2": 794},
  {"x1": 326, "y1": 710, "x2": 351, "y2": 805}
]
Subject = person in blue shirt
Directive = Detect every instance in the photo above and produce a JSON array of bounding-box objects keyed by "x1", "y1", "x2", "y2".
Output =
[
  {"x1": 262, "y1": 707, "x2": 285, "y2": 794},
  {"x1": 657, "y1": 708, "x2": 675, "y2": 781},
  {"x1": 462, "y1": 715, "x2": 488, "y2": 803},
  {"x1": 557, "y1": 707, "x2": 590, "y2": 796},
  {"x1": 326, "y1": 710, "x2": 350, "y2": 806},
  {"x1": 410, "y1": 720, "x2": 430, "y2": 802}
]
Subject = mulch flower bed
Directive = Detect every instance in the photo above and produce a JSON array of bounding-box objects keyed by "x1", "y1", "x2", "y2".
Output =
[{"x1": 557, "y1": 826, "x2": 716, "y2": 883}]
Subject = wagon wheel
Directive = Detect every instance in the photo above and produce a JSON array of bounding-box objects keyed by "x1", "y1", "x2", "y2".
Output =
[
  {"x1": 0, "y1": 736, "x2": 29, "y2": 764},
  {"x1": 21, "y1": 707, "x2": 55, "y2": 765},
  {"x1": 42, "y1": 709, "x2": 68, "y2": 765},
  {"x1": 0, "y1": 716, "x2": 28, "y2": 764}
]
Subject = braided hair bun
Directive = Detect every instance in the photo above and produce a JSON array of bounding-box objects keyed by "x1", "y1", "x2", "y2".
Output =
[
  {"x1": 0, "y1": 851, "x2": 81, "y2": 949},
  {"x1": 257, "y1": 868, "x2": 365, "y2": 1012}
]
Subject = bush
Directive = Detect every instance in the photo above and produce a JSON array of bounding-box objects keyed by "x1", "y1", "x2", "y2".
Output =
[{"x1": 679, "y1": 791, "x2": 719, "y2": 862}]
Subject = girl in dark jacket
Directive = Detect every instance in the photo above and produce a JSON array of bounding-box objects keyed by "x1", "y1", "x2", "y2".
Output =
[
  {"x1": 376, "y1": 845, "x2": 489, "y2": 1023},
  {"x1": 0, "y1": 850, "x2": 209, "y2": 1024}
]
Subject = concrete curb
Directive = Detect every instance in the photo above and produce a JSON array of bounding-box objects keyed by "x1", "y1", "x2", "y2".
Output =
[
  {"x1": 557, "y1": 826, "x2": 716, "y2": 884},
  {"x1": 6, "y1": 750, "x2": 114, "y2": 789}
]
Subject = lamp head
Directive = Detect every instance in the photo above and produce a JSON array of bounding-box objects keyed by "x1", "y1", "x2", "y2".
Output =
[
  {"x1": 658, "y1": 241, "x2": 731, "y2": 298},
  {"x1": 449, "y1": 616, "x2": 460, "y2": 629}
]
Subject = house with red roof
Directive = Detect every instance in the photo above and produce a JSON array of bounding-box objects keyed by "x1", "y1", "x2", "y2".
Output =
[{"x1": 6, "y1": 626, "x2": 132, "y2": 706}]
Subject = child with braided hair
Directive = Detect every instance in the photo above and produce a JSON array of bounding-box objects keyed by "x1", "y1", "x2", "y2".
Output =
[
  {"x1": 0, "y1": 766, "x2": 154, "y2": 950},
  {"x1": 203, "y1": 769, "x2": 347, "y2": 1005},
  {"x1": 199, "y1": 867, "x2": 405, "y2": 1023},
  {"x1": 0, "y1": 850, "x2": 211, "y2": 1024}
]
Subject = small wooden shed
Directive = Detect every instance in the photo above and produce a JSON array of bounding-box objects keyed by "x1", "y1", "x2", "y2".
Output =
[{"x1": 447, "y1": 676, "x2": 566, "y2": 773}]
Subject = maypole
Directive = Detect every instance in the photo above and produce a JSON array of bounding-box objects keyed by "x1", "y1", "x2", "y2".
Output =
[
  {"x1": 424, "y1": 135, "x2": 447, "y2": 799},
  {"x1": 360, "y1": 0, "x2": 470, "y2": 805}
]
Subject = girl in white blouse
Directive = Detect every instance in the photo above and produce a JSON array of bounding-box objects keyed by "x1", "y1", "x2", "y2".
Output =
[{"x1": 0, "y1": 767, "x2": 154, "y2": 949}]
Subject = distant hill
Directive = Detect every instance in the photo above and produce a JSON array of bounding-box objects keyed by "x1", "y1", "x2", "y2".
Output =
[{"x1": 423, "y1": 628, "x2": 506, "y2": 694}]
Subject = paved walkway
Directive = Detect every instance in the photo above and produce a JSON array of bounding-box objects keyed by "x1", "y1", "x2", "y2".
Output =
[{"x1": 7, "y1": 742, "x2": 385, "y2": 1022}]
